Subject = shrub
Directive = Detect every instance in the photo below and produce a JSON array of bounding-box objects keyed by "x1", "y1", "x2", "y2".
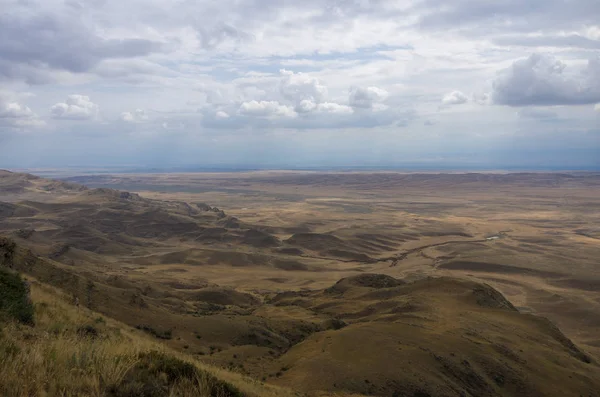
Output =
[
  {"x1": 76, "y1": 325, "x2": 100, "y2": 339},
  {"x1": 0, "y1": 268, "x2": 34, "y2": 325},
  {"x1": 110, "y1": 351, "x2": 243, "y2": 397},
  {"x1": 0, "y1": 238, "x2": 16, "y2": 267},
  {"x1": 135, "y1": 324, "x2": 173, "y2": 340}
]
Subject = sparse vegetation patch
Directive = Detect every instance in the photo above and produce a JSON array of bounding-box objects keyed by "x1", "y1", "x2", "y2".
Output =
[
  {"x1": 135, "y1": 324, "x2": 173, "y2": 340},
  {"x1": 0, "y1": 268, "x2": 34, "y2": 325}
]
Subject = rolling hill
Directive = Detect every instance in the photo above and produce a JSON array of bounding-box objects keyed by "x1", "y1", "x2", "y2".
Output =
[{"x1": 2, "y1": 169, "x2": 600, "y2": 396}]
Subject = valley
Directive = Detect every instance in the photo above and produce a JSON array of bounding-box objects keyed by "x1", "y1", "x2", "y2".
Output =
[{"x1": 2, "y1": 169, "x2": 600, "y2": 396}]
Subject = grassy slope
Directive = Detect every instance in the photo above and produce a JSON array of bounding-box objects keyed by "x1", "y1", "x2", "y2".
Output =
[
  {"x1": 267, "y1": 276, "x2": 600, "y2": 396},
  {"x1": 0, "y1": 278, "x2": 296, "y2": 397}
]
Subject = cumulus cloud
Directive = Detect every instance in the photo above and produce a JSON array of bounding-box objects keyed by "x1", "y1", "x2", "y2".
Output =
[
  {"x1": 0, "y1": 93, "x2": 44, "y2": 129},
  {"x1": 121, "y1": 109, "x2": 148, "y2": 123},
  {"x1": 315, "y1": 102, "x2": 354, "y2": 115},
  {"x1": 473, "y1": 92, "x2": 491, "y2": 106},
  {"x1": 295, "y1": 100, "x2": 353, "y2": 115},
  {"x1": 0, "y1": 102, "x2": 36, "y2": 119},
  {"x1": 492, "y1": 54, "x2": 600, "y2": 106},
  {"x1": 595, "y1": 103, "x2": 600, "y2": 112},
  {"x1": 349, "y1": 87, "x2": 389, "y2": 109},
  {"x1": 51, "y1": 95, "x2": 99, "y2": 120},
  {"x1": 442, "y1": 91, "x2": 468, "y2": 105},
  {"x1": 280, "y1": 70, "x2": 328, "y2": 105},
  {"x1": 238, "y1": 100, "x2": 296, "y2": 118},
  {"x1": 202, "y1": 97, "x2": 395, "y2": 130},
  {"x1": 215, "y1": 110, "x2": 230, "y2": 119},
  {"x1": 295, "y1": 99, "x2": 317, "y2": 114}
]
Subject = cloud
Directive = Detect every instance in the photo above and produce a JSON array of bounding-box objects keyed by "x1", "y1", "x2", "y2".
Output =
[
  {"x1": 517, "y1": 107, "x2": 558, "y2": 120},
  {"x1": 415, "y1": 0, "x2": 599, "y2": 37},
  {"x1": 314, "y1": 102, "x2": 354, "y2": 115},
  {"x1": 121, "y1": 109, "x2": 148, "y2": 123},
  {"x1": 238, "y1": 100, "x2": 296, "y2": 118},
  {"x1": 295, "y1": 99, "x2": 317, "y2": 114},
  {"x1": 492, "y1": 54, "x2": 600, "y2": 106},
  {"x1": 595, "y1": 103, "x2": 600, "y2": 112},
  {"x1": 280, "y1": 69, "x2": 328, "y2": 105},
  {"x1": 0, "y1": 92, "x2": 44, "y2": 129},
  {"x1": 161, "y1": 121, "x2": 186, "y2": 130},
  {"x1": 0, "y1": 102, "x2": 36, "y2": 119},
  {"x1": 442, "y1": 91, "x2": 468, "y2": 105},
  {"x1": 203, "y1": 97, "x2": 397, "y2": 130},
  {"x1": 349, "y1": 86, "x2": 389, "y2": 109},
  {"x1": 493, "y1": 34, "x2": 600, "y2": 50},
  {"x1": 473, "y1": 92, "x2": 491, "y2": 106},
  {"x1": 94, "y1": 59, "x2": 173, "y2": 80},
  {"x1": 295, "y1": 100, "x2": 353, "y2": 115},
  {"x1": 51, "y1": 95, "x2": 99, "y2": 120},
  {"x1": 0, "y1": 4, "x2": 170, "y2": 83},
  {"x1": 196, "y1": 22, "x2": 253, "y2": 49},
  {"x1": 1, "y1": 0, "x2": 600, "y2": 169}
]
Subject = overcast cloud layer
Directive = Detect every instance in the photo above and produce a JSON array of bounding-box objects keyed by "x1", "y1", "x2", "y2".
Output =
[{"x1": 1, "y1": 0, "x2": 599, "y2": 169}]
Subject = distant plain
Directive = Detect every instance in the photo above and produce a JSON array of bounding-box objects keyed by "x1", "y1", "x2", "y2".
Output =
[{"x1": 63, "y1": 172, "x2": 600, "y2": 354}]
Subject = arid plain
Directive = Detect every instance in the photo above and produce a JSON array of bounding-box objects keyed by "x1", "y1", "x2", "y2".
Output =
[{"x1": 2, "y1": 170, "x2": 600, "y2": 396}]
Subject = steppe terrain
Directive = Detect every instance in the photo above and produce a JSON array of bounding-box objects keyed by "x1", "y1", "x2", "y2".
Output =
[{"x1": 2, "y1": 169, "x2": 600, "y2": 396}]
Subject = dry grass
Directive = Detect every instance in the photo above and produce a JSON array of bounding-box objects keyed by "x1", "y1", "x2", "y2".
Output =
[
  {"x1": 0, "y1": 284, "x2": 138, "y2": 396},
  {"x1": 0, "y1": 281, "x2": 296, "y2": 397}
]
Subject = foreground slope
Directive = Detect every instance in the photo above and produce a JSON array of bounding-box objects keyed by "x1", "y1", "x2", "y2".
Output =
[{"x1": 0, "y1": 267, "x2": 293, "y2": 397}]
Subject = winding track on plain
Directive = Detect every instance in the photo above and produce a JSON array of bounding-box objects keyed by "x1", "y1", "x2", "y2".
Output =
[{"x1": 297, "y1": 238, "x2": 490, "y2": 266}]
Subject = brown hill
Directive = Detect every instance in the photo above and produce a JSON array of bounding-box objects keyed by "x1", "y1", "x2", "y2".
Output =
[
  {"x1": 0, "y1": 169, "x2": 86, "y2": 196},
  {"x1": 267, "y1": 275, "x2": 600, "y2": 396},
  {"x1": 0, "y1": 171, "x2": 283, "y2": 257}
]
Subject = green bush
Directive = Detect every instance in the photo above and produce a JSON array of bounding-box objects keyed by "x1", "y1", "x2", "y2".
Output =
[{"x1": 0, "y1": 268, "x2": 34, "y2": 325}]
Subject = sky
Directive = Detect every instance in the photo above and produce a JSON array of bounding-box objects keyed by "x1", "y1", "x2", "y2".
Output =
[{"x1": 0, "y1": 0, "x2": 599, "y2": 170}]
